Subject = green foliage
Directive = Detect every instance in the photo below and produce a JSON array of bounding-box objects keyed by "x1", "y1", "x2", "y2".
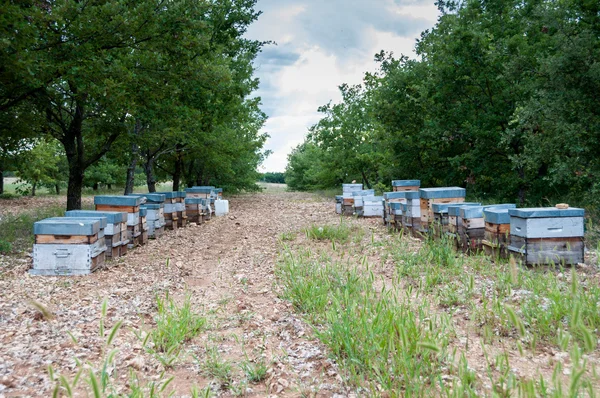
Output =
[
  {"x1": 260, "y1": 172, "x2": 285, "y2": 184},
  {"x1": 0, "y1": 205, "x2": 65, "y2": 253},
  {"x1": 303, "y1": 222, "x2": 353, "y2": 243},
  {"x1": 14, "y1": 139, "x2": 67, "y2": 196},
  {"x1": 287, "y1": 0, "x2": 600, "y2": 209}
]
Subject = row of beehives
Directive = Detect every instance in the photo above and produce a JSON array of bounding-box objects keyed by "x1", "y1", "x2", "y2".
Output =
[
  {"x1": 336, "y1": 180, "x2": 585, "y2": 266},
  {"x1": 30, "y1": 186, "x2": 229, "y2": 276}
]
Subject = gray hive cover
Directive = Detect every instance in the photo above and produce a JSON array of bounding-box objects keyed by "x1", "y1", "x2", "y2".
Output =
[
  {"x1": 34, "y1": 218, "x2": 101, "y2": 236},
  {"x1": 508, "y1": 207, "x2": 585, "y2": 218},
  {"x1": 392, "y1": 180, "x2": 420, "y2": 187},
  {"x1": 94, "y1": 195, "x2": 143, "y2": 206},
  {"x1": 419, "y1": 187, "x2": 466, "y2": 199},
  {"x1": 65, "y1": 210, "x2": 127, "y2": 224}
]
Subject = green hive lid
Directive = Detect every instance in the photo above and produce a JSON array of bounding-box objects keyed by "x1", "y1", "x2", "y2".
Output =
[
  {"x1": 94, "y1": 195, "x2": 142, "y2": 206},
  {"x1": 384, "y1": 192, "x2": 409, "y2": 200},
  {"x1": 447, "y1": 203, "x2": 481, "y2": 217},
  {"x1": 34, "y1": 218, "x2": 101, "y2": 236},
  {"x1": 65, "y1": 210, "x2": 127, "y2": 224},
  {"x1": 419, "y1": 187, "x2": 466, "y2": 199},
  {"x1": 392, "y1": 180, "x2": 420, "y2": 187},
  {"x1": 508, "y1": 207, "x2": 585, "y2": 218}
]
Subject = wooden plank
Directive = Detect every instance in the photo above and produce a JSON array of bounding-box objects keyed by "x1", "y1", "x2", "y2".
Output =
[
  {"x1": 485, "y1": 222, "x2": 510, "y2": 234},
  {"x1": 35, "y1": 234, "x2": 98, "y2": 245},
  {"x1": 463, "y1": 218, "x2": 485, "y2": 230},
  {"x1": 393, "y1": 185, "x2": 420, "y2": 192},
  {"x1": 95, "y1": 204, "x2": 139, "y2": 213},
  {"x1": 509, "y1": 236, "x2": 584, "y2": 265}
]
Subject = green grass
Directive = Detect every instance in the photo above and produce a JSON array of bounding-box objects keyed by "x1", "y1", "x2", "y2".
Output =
[
  {"x1": 0, "y1": 205, "x2": 66, "y2": 253},
  {"x1": 200, "y1": 346, "x2": 233, "y2": 387},
  {"x1": 303, "y1": 221, "x2": 354, "y2": 243}
]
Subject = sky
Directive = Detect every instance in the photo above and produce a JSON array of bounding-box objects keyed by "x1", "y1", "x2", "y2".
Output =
[{"x1": 246, "y1": 0, "x2": 441, "y2": 172}]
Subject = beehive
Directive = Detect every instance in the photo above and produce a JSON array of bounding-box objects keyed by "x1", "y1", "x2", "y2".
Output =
[
  {"x1": 383, "y1": 192, "x2": 409, "y2": 227},
  {"x1": 137, "y1": 207, "x2": 149, "y2": 246},
  {"x1": 341, "y1": 184, "x2": 363, "y2": 215},
  {"x1": 65, "y1": 210, "x2": 127, "y2": 259},
  {"x1": 141, "y1": 204, "x2": 165, "y2": 238},
  {"x1": 419, "y1": 187, "x2": 466, "y2": 232},
  {"x1": 31, "y1": 218, "x2": 106, "y2": 276},
  {"x1": 508, "y1": 207, "x2": 585, "y2": 266},
  {"x1": 94, "y1": 195, "x2": 142, "y2": 244},
  {"x1": 155, "y1": 191, "x2": 180, "y2": 230},
  {"x1": 482, "y1": 208, "x2": 512, "y2": 258},
  {"x1": 392, "y1": 180, "x2": 420, "y2": 192},
  {"x1": 185, "y1": 198, "x2": 210, "y2": 224},
  {"x1": 335, "y1": 196, "x2": 343, "y2": 215},
  {"x1": 447, "y1": 203, "x2": 481, "y2": 248},
  {"x1": 400, "y1": 192, "x2": 422, "y2": 234},
  {"x1": 459, "y1": 204, "x2": 516, "y2": 253},
  {"x1": 363, "y1": 196, "x2": 384, "y2": 217},
  {"x1": 388, "y1": 202, "x2": 404, "y2": 230},
  {"x1": 430, "y1": 202, "x2": 464, "y2": 238},
  {"x1": 186, "y1": 186, "x2": 215, "y2": 199},
  {"x1": 175, "y1": 191, "x2": 187, "y2": 227},
  {"x1": 352, "y1": 189, "x2": 375, "y2": 217}
]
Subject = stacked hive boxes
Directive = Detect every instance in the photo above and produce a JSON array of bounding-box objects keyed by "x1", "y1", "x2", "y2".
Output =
[
  {"x1": 431, "y1": 203, "x2": 456, "y2": 238},
  {"x1": 341, "y1": 184, "x2": 363, "y2": 215},
  {"x1": 352, "y1": 189, "x2": 375, "y2": 216},
  {"x1": 392, "y1": 180, "x2": 420, "y2": 192},
  {"x1": 156, "y1": 191, "x2": 180, "y2": 230},
  {"x1": 363, "y1": 196, "x2": 384, "y2": 217},
  {"x1": 31, "y1": 218, "x2": 106, "y2": 275},
  {"x1": 138, "y1": 207, "x2": 149, "y2": 246},
  {"x1": 175, "y1": 192, "x2": 188, "y2": 227},
  {"x1": 447, "y1": 203, "x2": 481, "y2": 249},
  {"x1": 458, "y1": 204, "x2": 516, "y2": 253},
  {"x1": 335, "y1": 196, "x2": 343, "y2": 214},
  {"x1": 419, "y1": 187, "x2": 466, "y2": 233},
  {"x1": 401, "y1": 192, "x2": 422, "y2": 233},
  {"x1": 129, "y1": 193, "x2": 167, "y2": 238},
  {"x1": 383, "y1": 192, "x2": 411, "y2": 228},
  {"x1": 482, "y1": 208, "x2": 512, "y2": 258},
  {"x1": 94, "y1": 195, "x2": 142, "y2": 249},
  {"x1": 186, "y1": 187, "x2": 215, "y2": 221},
  {"x1": 185, "y1": 198, "x2": 208, "y2": 224},
  {"x1": 389, "y1": 202, "x2": 404, "y2": 229},
  {"x1": 65, "y1": 210, "x2": 127, "y2": 259},
  {"x1": 508, "y1": 207, "x2": 585, "y2": 266}
]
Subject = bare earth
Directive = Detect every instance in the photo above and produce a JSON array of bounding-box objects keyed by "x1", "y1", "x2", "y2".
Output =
[{"x1": 0, "y1": 190, "x2": 357, "y2": 397}]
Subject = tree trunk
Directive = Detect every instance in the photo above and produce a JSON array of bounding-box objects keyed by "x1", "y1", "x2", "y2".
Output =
[
  {"x1": 361, "y1": 170, "x2": 371, "y2": 189},
  {"x1": 55, "y1": 183, "x2": 60, "y2": 195},
  {"x1": 31, "y1": 180, "x2": 37, "y2": 197},
  {"x1": 0, "y1": 168, "x2": 4, "y2": 195},
  {"x1": 144, "y1": 157, "x2": 157, "y2": 193},
  {"x1": 66, "y1": 171, "x2": 84, "y2": 210},
  {"x1": 108, "y1": 183, "x2": 112, "y2": 190},
  {"x1": 124, "y1": 121, "x2": 142, "y2": 195},
  {"x1": 172, "y1": 146, "x2": 183, "y2": 191},
  {"x1": 93, "y1": 182, "x2": 99, "y2": 191}
]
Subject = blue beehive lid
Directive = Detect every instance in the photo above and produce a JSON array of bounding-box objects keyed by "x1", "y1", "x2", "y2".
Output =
[
  {"x1": 400, "y1": 203, "x2": 408, "y2": 212},
  {"x1": 139, "y1": 208, "x2": 147, "y2": 217},
  {"x1": 141, "y1": 204, "x2": 161, "y2": 210},
  {"x1": 65, "y1": 210, "x2": 127, "y2": 224},
  {"x1": 127, "y1": 193, "x2": 166, "y2": 204},
  {"x1": 335, "y1": 195, "x2": 343, "y2": 202},
  {"x1": 483, "y1": 208, "x2": 511, "y2": 224},
  {"x1": 404, "y1": 191, "x2": 420, "y2": 200},
  {"x1": 461, "y1": 204, "x2": 516, "y2": 219},
  {"x1": 46, "y1": 216, "x2": 107, "y2": 229},
  {"x1": 352, "y1": 189, "x2": 375, "y2": 197},
  {"x1": 384, "y1": 192, "x2": 409, "y2": 200},
  {"x1": 431, "y1": 202, "x2": 464, "y2": 214},
  {"x1": 392, "y1": 180, "x2": 420, "y2": 187},
  {"x1": 215, "y1": 188, "x2": 223, "y2": 193},
  {"x1": 419, "y1": 187, "x2": 466, "y2": 199},
  {"x1": 185, "y1": 198, "x2": 209, "y2": 205},
  {"x1": 364, "y1": 195, "x2": 383, "y2": 202},
  {"x1": 34, "y1": 218, "x2": 101, "y2": 236},
  {"x1": 155, "y1": 191, "x2": 179, "y2": 199},
  {"x1": 186, "y1": 187, "x2": 214, "y2": 194},
  {"x1": 94, "y1": 195, "x2": 142, "y2": 206},
  {"x1": 508, "y1": 207, "x2": 585, "y2": 218},
  {"x1": 447, "y1": 203, "x2": 481, "y2": 217},
  {"x1": 176, "y1": 191, "x2": 186, "y2": 198}
]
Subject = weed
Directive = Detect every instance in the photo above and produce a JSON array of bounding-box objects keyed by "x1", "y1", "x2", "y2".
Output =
[
  {"x1": 279, "y1": 231, "x2": 296, "y2": 241},
  {"x1": 0, "y1": 205, "x2": 65, "y2": 252},
  {"x1": 240, "y1": 357, "x2": 268, "y2": 383},
  {"x1": 304, "y1": 222, "x2": 352, "y2": 243},
  {"x1": 200, "y1": 346, "x2": 233, "y2": 387}
]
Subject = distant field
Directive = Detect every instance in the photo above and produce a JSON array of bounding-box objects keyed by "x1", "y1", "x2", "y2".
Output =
[
  {"x1": 3, "y1": 177, "x2": 18, "y2": 194},
  {"x1": 1, "y1": 177, "x2": 173, "y2": 196},
  {"x1": 257, "y1": 182, "x2": 287, "y2": 193}
]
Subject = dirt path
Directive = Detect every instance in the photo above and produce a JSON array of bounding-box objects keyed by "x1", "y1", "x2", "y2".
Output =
[{"x1": 0, "y1": 190, "x2": 366, "y2": 397}]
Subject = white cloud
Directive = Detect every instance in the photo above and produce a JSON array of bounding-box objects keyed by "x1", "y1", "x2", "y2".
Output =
[{"x1": 249, "y1": 0, "x2": 440, "y2": 172}]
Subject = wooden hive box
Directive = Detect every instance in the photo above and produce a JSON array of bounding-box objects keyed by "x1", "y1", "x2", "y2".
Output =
[
  {"x1": 400, "y1": 192, "x2": 422, "y2": 235},
  {"x1": 383, "y1": 192, "x2": 409, "y2": 227},
  {"x1": 430, "y1": 202, "x2": 463, "y2": 239},
  {"x1": 388, "y1": 202, "x2": 404, "y2": 230},
  {"x1": 335, "y1": 195, "x2": 343, "y2": 214},
  {"x1": 185, "y1": 198, "x2": 207, "y2": 224},
  {"x1": 363, "y1": 196, "x2": 384, "y2": 218},
  {"x1": 65, "y1": 211, "x2": 127, "y2": 260},
  {"x1": 419, "y1": 187, "x2": 466, "y2": 232},
  {"x1": 136, "y1": 207, "x2": 149, "y2": 247},
  {"x1": 94, "y1": 196, "x2": 142, "y2": 244},
  {"x1": 447, "y1": 203, "x2": 481, "y2": 249},
  {"x1": 392, "y1": 180, "x2": 420, "y2": 192},
  {"x1": 508, "y1": 207, "x2": 585, "y2": 266},
  {"x1": 31, "y1": 218, "x2": 106, "y2": 276},
  {"x1": 459, "y1": 204, "x2": 516, "y2": 254},
  {"x1": 482, "y1": 208, "x2": 512, "y2": 259},
  {"x1": 352, "y1": 189, "x2": 375, "y2": 217},
  {"x1": 155, "y1": 191, "x2": 180, "y2": 230},
  {"x1": 186, "y1": 186, "x2": 215, "y2": 199},
  {"x1": 215, "y1": 187, "x2": 223, "y2": 200},
  {"x1": 141, "y1": 204, "x2": 165, "y2": 239},
  {"x1": 174, "y1": 191, "x2": 187, "y2": 227}
]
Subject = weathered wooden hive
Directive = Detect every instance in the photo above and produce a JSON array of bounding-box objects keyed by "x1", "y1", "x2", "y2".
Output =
[
  {"x1": 141, "y1": 204, "x2": 165, "y2": 239},
  {"x1": 215, "y1": 188, "x2": 223, "y2": 200},
  {"x1": 388, "y1": 202, "x2": 404, "y2": 230},
  {"x1": 352, "y1": 189, "x2": 375, "y2": 217},
  {"x1": 341, "y1": 184, "x2": 363, "y2": 215},
  {"x1": 335, "y1": 196, "x2": 343, "y2": 215},
  {"x1": 138, "y1": 207, "x2": 149, "y2": 246},
  {"x1": 94, "y1": 195, "x2": 142, "y2": 246},
  {"x1": 383, "y1": 192, "x2": 409, "y2": 227},
  {"x1": 447, "y1": 203, "x2": 481, "y2": 248},
  {"x1": 459, "y1": 204, "x2": 516, "y2": 253},
  {"x1": 186, "y1": 186, "x2": 215, "y2": 199},
  {"x1": 362, "y1": 196, "x2": 384, "y2": 218},
  {"x1": 481, "y1": 208, "x2": 512, "y2": 258},
  {"x1": 430, "y1": 202, "x2": 464, "y2": 238},
  {"x1": 401, "y1": 192, "x2": 422, "y2": 234},
  {"x1": 65, "y1": 210, "x2": 127, "y2": 259},
  {"x1": 392, "y1": 180, "x2": 420, "y2": 192},
  {"x1": 419, "y1": 187, "x2": 466, "y2": 232},
  {"x1": 156, "y1": 191, "x2": 180, "y2": 230},
  {"x1": 31, "y1": 218, "x2": 106, "y2": 276},
  {"x1": 185, "y1": 198, "x2": 210, "y2": 224},
  {"x1": 508, "y1": 207, "x2": 585, "y2": 266}
]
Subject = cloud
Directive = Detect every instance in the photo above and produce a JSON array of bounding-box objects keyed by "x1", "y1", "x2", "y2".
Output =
[{"x1": 248, "y1": 0, "x2": 440, "y2": 172}]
